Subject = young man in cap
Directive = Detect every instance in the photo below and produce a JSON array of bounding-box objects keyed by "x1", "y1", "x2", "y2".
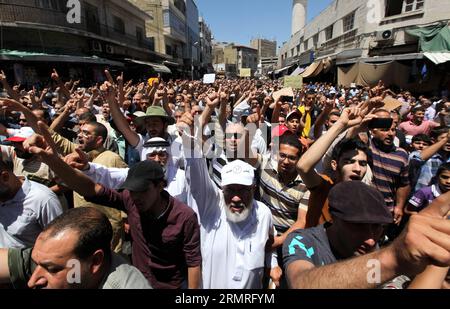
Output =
[
  {"x1": 0, "y1": 207, "x2": 151, "y2": 289},
  {"x1": 284, "y1": 181, "x2": 391, "y2": 284},
  {"x1": 26, "y1": 124, "x2": 201, "y2": 289},
  {"x1": 179, "y1": 114, "x2": 276, "y2": 289},
  {"x1": 297, "y1": 107, "x2": 374, "y2": 227},
  {"x1": 283, "y1": 183, "x2": 450, "y2": 289}
]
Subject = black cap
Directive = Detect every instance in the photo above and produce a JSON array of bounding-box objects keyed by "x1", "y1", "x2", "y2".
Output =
[
  {"x1": 328, "y1": 181, "x2": 393, "y2": 225},
  {"x1": 119, "y1": 160, "x2": 165, "y2": 192}
]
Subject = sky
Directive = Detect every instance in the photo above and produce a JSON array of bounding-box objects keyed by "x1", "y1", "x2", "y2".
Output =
[{"x1": 195, "y1": 0, "x2": 334, "y2": 48}]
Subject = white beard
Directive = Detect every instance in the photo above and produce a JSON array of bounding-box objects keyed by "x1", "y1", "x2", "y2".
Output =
[{"x1": 225, "y1": 203, "x2": 251, "y2": 223}]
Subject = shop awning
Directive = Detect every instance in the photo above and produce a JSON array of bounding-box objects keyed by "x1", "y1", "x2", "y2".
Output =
[
  {"x1": 290, "y1": 66, "x2": 305, "y2": 76},
  {"x1": 301, "y1": 61, "x2": 324, "y2": 78},
  {"x1": 337, "y1": 53, "x2": 424, "y2": 66},
  {"x1": 274, "y1": 64, "x2": 294, "y2": 74},
  {"x1": 126, "y1": 59, "x2": 171, "y2": 73},
  {"x1": 163, "y1": 60, "x2": 183, "y2": 67},
  {"x1": 0, "y1": 50, "x2": 124, "y2": 66},
  {"x1": 424, "y1": 52, "x2": 450, "y2": 64},
  {"x1": 406, "y1": 23, "x2": 450, "y2": 53}
]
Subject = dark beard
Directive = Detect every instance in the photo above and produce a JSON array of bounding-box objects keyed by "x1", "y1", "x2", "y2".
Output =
[
  {"x1": 15, "y1": 149, "x2": 34, "y2": 160},
  {"x1": 0, "y1": 186, "x2": 11, "y2": 200}
]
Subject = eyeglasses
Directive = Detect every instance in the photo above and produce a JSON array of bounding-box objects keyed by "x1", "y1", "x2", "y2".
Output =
[{"x1": 225, "y1": 133, "x2": 243, "y2": 140}]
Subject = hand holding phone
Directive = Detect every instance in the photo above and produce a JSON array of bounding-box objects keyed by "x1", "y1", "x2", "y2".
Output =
[
  {"x1": 280, "y1": 96, "x2": 294, "y2": 103},
  {"x1": 368, "y1": 118, "x2": 393, "y2": 129}
]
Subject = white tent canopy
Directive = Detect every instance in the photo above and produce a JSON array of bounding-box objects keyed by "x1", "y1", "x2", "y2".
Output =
[{"x1": 424, "y1": 52, "x2": 450, "y2": 65}]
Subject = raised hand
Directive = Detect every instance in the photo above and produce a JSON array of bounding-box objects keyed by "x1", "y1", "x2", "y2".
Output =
[
  {"x1": 246, "y1": 112, "x2": 260, "y2": 126},
  {"x1": 25, "y1": 122, "x2": 60, "y2": 160},
  {"x1": 177, "y1": 112, "x2": 195, "y2": 137},
  {"x1": 393, "y1": 191, "x2": 450, "y2": 275},
  {"x1": 0, "y1": 98, "x2": 26, "y2": 112},
  {"x1": 104, "y1": 70, "x2": 115, "y2": 85},
  {"x1": 100, "y1": 81, "x2": 116, "y2": 103},
  {"x1": 64, "y1": 148, "x2": 90, "y2": 171}
]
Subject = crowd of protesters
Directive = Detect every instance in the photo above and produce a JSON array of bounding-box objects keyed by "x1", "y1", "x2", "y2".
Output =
[{"x1": 0, "y1": 67, "x2": 449, "y2": 289}]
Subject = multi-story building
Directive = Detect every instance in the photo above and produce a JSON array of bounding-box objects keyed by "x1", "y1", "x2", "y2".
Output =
[
  {"x1": 0, "y1": 0, "x2": 166, "y2": 85},
  {"x1": 161, "y1": 0, "x2": 200, "y2": 78},
  {"x1": 128, "y1": 0, "x2": 166, "y2": 55},
  {"x1": 213, "y1": 42, "x2": 258, "y2": 78},
  {"x1": 199, "y1": 16, "x2": 213, "y2": 75},
  {"x1": 251, "y1": 38, "x2": 277, "y2": 76},
  {"x1": 251, "y1": 38, "x2": 277, "y2": 59},
  {"x1": 278, "y1": 0, "x2": 450, "y2": 91}
]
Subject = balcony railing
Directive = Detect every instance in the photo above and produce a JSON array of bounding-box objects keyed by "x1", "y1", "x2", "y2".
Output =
[
  {"x1": 0, "y1": 3, "x2": 154, "y2": 51},
  {"x1": 320, "y1": 29, "x2": 358, "y2": 51}
]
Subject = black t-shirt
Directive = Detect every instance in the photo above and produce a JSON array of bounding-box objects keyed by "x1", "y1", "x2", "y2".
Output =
[{"x1": 283, "y1": 224, "x2": 337, "y2": 269}]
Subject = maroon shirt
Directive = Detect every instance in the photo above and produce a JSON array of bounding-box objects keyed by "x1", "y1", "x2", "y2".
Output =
[{"x1": 87, "y1": 187, "x2": 201, "y2": 289}]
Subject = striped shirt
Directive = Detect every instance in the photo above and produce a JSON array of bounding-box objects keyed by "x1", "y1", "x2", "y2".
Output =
[
  {"x1": 370, "y1": 140, "x2": 410, "y2": 210},
  {"x1": 258, "y1": 155, "x2": 310, "y2": 234}
]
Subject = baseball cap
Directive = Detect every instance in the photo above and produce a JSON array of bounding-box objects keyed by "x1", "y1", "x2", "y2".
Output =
[
  {"x1": 286, "y1": 109, "x2": 302, "y2": 121},
  {"x1": 221, "y1": 160, "x2": 254, "y2": 187},
  {"x1": 119, "y1": 160, "x2": 165, "y2": 192},
  {"x1": 5, "y1": 127, "x2": 34, "y2": 143},
  {"x1": 271, "y1": 125, "x2": 290, "y2": 139},
  {"x1": 328, "y1": 181, "x2": 392, "y2": 225}
]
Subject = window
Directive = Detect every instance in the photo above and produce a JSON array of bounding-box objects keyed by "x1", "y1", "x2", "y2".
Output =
[
  {"x1": 403, "y1": 0, "x2": 424, "y2": 12},
  {"x1": 304, "y1": 41, "x2": 308, "y2": 51},
  {"x1": 166, "y1": 45, "x2": 173, "y2": 56},
  {"x1": 174, "y1": 0, "x2": 186, "y2": 15},
  {"x1": 163, "y1": 11, "x2": 170, "y2": 27},
  {"x1": 325, "y1": 25, "x2": 334, "y2": 40},
  {"x1": 296, "y1": 44, "x2": 300, "y2": 53},
  {"x1": 385, "y1": 0, "x2": 424, "y2": 17},
  {"x1": 113, "y1": 16, "x2": 125, "y2": 34},
  {"x1": 35, "y1": 0, "x2": 65, "y2": 11},
  {"x1": 385, "y1": 0, "x2": 403, "y2": 16},
  {"x1": 136, "y1": 27, "x2": 143, "y2": 46},
  {"x1": 291, "y1": 48, "x2": 295, "y2": 57},
  {"x1": 85, "y1": 3, "x2": 100, "y2": 35},
  {"x1": 313, "y1": 34, "x2": 319, "y2": 47},
  {"x1": 148, "y1": 37, "x2": 155, "y2": 52},
  {"x1": 343, "y1": 12, "x2": 355, "y2": 32}
]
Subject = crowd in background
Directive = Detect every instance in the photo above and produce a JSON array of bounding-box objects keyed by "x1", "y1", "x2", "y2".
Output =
[{"x1": 0, "y1": 68, "x2": 449, "y2": 289}]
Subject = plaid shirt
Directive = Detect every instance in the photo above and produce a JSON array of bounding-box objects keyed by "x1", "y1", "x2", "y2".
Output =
[{"x1": 410, "y1": 151, "x2": 450, "y2": 191}]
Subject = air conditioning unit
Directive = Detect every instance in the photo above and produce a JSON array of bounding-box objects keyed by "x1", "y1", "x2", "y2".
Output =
[
  {"x1": 91, "y1": 41, "x2": 102, "y2": 52},
  {"x1": 105, "y1": 45, "x2": 115, "y2": 54},
  {"x1": 376, "y1": 29, "x2": 393, "y2": 41}
]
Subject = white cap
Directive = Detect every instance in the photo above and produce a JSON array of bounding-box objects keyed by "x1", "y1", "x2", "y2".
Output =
[
  {"x1": 221, "y1": 160, "x2": 254, "y2": 187},
  {"x1": 232, "y1": 101, "x2": 251, "y2": 122},
  {"x1": 5, "y1": 127, "x2": 34, "y2": 142}
]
